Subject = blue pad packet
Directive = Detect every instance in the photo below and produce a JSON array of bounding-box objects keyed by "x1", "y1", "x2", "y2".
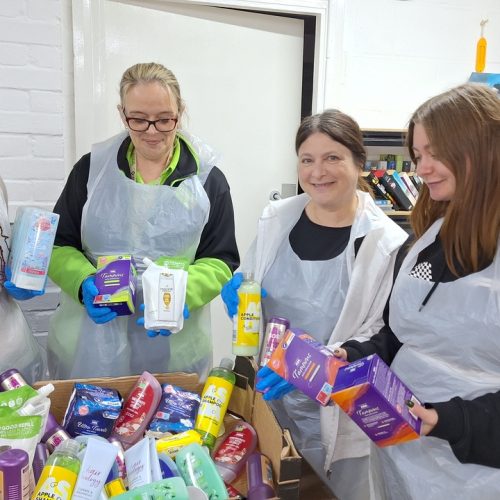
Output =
[
  {"x1": 148, "y1": 384, "x2": 200, "y2": 434},
  {"x1": 63, "y1": 383, "x2": 122, "y2": 438}
]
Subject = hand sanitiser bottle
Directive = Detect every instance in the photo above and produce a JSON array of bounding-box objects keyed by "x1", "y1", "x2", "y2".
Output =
[
  {"x1": 195, "y1": 359, "x2": 236, "y2": 449},
  {"x1": 233, "y1": 273, "x2": 261, "y2": 356},
  {"x1": 32, "y1": 439, "x2": 81, "y2": 500}
]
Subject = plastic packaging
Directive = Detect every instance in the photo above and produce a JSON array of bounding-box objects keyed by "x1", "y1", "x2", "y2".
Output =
[
  {"x1": 111, "y1": 371, "x2": 162, "y2": 449},
  {"x1": 32, "y1": 439, "x2": 81, "y2": 499},
  {"x1": 111, "y1": 477, "x2": 189, "y2": 500},
  {"x1": 124, "y1": 437, "x2": 151, "y2": 489},
  {"x1": 475, "y1": 19, "x2": 488, "y2": 72},
  {"x1": 194, "y1": 358, "x2": 236, "y2": 449},
  {"x1": 213, "y1": 421, "x2": 258, "y2": 482},
  {"x1": 107, "y1": 436, "x2": 128, "y2": 486},
  {"x1": 156, "y1": 429, "x2": 203, "y2": 458},
  {"x1": 8, "y1": 206, "x2": 59, "y2": 291},
  {"x1": 175, "y1": 443, "x2": 228, "y2": 499},
  {"x1": 142, "y1": 257, "x2": 189, "y2": 332},
  {"x1": 246, "y1": 452, "x2": 276, "y2": 500},
  {"x1": 232, "y1": 272, "x2": 261, "y2": 356},
  {"x1": 0, "y1": 448, "x2": 30, "y2": 499},
  {"x1": 72, "y1": 436, "x2": 119, "y2": 500}
]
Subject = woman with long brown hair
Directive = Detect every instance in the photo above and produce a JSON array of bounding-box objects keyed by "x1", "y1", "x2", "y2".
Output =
[{"x1": 337, "y1": 83, "x2": 500, "y2": 499}]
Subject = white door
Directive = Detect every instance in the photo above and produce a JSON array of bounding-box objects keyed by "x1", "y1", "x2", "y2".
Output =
[{"x1": 73, "y1": 0, "x2": 304, "y2": 364}]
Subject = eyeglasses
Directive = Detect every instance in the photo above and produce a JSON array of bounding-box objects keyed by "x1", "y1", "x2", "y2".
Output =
[{"x1": 123, "y1": 111, "x2": 178, "y2": 132}]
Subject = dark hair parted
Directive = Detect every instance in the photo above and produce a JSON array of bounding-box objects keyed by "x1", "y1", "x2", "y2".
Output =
[
  {"x1": 296, "y1": 109, "x2": 370, "y2": 193},
  {"x1": 407, "y1": 83, "x2": 500, "y2": 275}
]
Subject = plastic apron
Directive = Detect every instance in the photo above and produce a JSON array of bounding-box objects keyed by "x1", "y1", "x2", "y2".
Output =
[
  {"x1": 261, "y1": 235, "x2": 349, "y2": 472},
  {"x1": 48, "y1": 132, "x2": 212, "y2": 379},
  {"x1": 379, "y1": 218, "x2": 500, "y2": 500},
  {"x1": 0, "y1": 189, "x2": 44, "y2": 384}
]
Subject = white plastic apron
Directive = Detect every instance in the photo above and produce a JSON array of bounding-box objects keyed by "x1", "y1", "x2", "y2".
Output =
[
  {"x1": 48, "y1": 132, "x2": 212, "y2": 379},
  {"x1": 0, "y1": 188, "x2": 44, "y2": 384},
  {"x1": 380, "y1": 218, "x2": 500, "y2": 500},
  {"x1": 261, "y1": 233, "x2": 349, "y2": 460}
]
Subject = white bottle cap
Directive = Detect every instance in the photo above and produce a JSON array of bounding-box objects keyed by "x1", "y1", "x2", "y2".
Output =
[
  {"x1": 219, "y1": 358, "x2": 234, "y2": 371},
  {"x1": 36, "y1": 383, "x2": 55, "y2": 398}
]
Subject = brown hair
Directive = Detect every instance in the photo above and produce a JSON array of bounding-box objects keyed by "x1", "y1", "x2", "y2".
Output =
[
  {"x1": 119, "y1": 62, "x2": 184, "y2": 117},
  {"x1": 407, "y1": 83, "x2": 500, "y2": 275},
  {"x1": 295, "y1": 109, "x2": 371, "y2": 193}
]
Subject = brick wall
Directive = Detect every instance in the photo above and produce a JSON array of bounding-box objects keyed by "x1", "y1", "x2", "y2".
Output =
[{"x1": 0, "y1": 0, "x2": 65, "y2": 363}]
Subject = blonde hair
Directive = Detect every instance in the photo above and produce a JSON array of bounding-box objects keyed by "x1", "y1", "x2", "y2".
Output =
[
  {"x1": 408, "y1": 83, "x2": 500, "y2": 275},
  {"x1": 119, "y1": 62, "x2": 184, "y2": 116}
]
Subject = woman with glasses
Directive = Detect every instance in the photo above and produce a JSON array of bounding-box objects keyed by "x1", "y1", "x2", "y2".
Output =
[{"x1": 47, "y1": 62, "x2": 239, "y2": 379}]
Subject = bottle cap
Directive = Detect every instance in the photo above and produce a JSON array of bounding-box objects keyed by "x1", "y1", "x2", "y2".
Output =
[
  {"x1": 36, "y1": 383, "x2": 55, "y2": 398},
  {"x1": 55, "y1": 438, "x2": 80, "y2": 457},
  {"x1": 242, "y1": 271, "x2": 254, "y2": 281},
  {"x1": 105, "y1": 478, "x2": 126, "y2": 497},
  {"x1": 219, "y1": 358, "x2": 234, "y2": 371}
]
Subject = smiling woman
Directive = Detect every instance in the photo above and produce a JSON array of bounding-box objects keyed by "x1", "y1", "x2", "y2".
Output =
[
  {"x1": 47, "y1": 62, "x2": 240, "y2": 380},
  {"x1": 221, "y1": 109, "x2": 408, "y2": 499}
]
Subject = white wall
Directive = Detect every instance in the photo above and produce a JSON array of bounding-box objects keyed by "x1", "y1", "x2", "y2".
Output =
[
  {"x1": 1, "y1": 0, "x2": 499, "y2": 362},
  {"x1": 325, "y1": 0, "x2": 500, "y2": 128}
]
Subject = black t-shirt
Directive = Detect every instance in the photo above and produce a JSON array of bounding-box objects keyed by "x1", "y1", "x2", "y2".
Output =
[{"x1": 288, "y1": 210, "x2": 363, "y2": 260}]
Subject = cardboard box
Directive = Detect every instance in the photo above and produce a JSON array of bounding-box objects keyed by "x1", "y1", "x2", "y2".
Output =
[
  {"x1": 331, "y1": 354, "x2": 421, "y2": 447},
  {"x1": 35, "y1": 356, "x2": 302, "y2": 499},
  {"x1": 268, "y1": 329, "x2": 347, "y2": 406}
]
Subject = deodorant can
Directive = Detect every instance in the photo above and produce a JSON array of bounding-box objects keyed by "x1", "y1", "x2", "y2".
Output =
[
  {"x1": 0, "y1": 448, "x2": 30, "y2": 499},
  {"x1": 0, "y1": 369, "x2": 27, "y2": 391},
  {"x1": 259, "y1": 317, "x2": 290, "y2": 367}
]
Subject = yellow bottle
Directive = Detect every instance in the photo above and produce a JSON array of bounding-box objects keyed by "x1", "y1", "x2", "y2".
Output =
[
  {"x1": 475, "y1": 19, "x2": 488, "y2": 73},
  {"x1": 31, "y1": 439, "x2": 80, "y2": 500},
  {"x1": 233, "y1": 272, "x2": 261, "y2": 356},
  {"x1": 195, "y1": 358, "x2": 235, "y2": 449}
]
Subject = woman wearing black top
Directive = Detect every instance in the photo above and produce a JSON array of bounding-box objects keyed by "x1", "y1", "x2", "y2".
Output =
[{"x1": 336, "y1": 83, "x2": 500, "y2": 499}]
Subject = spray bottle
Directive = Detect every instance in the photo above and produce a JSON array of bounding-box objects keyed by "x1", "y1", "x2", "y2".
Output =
[
  {"x1": 232, "y1": 273, "x2": 261, "y2": 356},
  {"x1": 194, "y1": 358, "x2": 235, "y2": 449}
]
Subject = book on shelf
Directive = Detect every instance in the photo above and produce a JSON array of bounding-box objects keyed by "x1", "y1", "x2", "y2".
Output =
[
  {"x1": 374, "y1": 170, "x2": 414, "y2": 211},
  {"x1": 364, "y1": 171, "x2": 397, "y2": 205},
  {"x1": 410, "y1": 174, "x2": 423, "y2": 190},
  {"x1": 399, "y1": 172, "x2": 420, "y2": 200},
  {"x1": 390, "y1": 170, "x2": 418, "y2": 206}
]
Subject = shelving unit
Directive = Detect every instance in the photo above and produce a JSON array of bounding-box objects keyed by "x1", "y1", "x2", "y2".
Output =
[{"x1": 362, "y1": 129, "x2": 413, "y2": 233}]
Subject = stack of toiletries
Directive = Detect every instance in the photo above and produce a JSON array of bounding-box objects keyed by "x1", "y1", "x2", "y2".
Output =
[{"x1": 0, "y1": 359, "x2": 278, "y2": 499}]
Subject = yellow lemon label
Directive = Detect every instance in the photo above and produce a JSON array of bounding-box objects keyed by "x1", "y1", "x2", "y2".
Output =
[
  {"x1": 32, "y1": 465, "x2": 78, "y2": 500},
  {"x1": 234, "y1": 292, "x2": 260, "y2": 347},
  {"x1": 195, "y1": 377, "x2": 234, "y2": 435}
]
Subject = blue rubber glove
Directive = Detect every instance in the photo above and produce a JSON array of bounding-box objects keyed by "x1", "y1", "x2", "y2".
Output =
[
  {"x1": 137, "y1": 303, "x2": 190, "y2": 338},
  {"x1": 81, "y1": 275, "x2": 117, "y2": 324},
  {"x1": 221, "y1": 272, "x2": 268, "y2": 318},
  {"x1": 256, "y1": 365, "x2": 295, "y2": 401},
  {"x1": 3, "y1": 266, "x2": 44, "y2": 301}
]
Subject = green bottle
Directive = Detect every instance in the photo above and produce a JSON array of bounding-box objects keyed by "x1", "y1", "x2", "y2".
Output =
[
  {"x1": 194, "y1": 358, "x2": 236, "y2": 449},
  {"x1": 32, "y1": 439, "x2": 81, "y2": 499}
]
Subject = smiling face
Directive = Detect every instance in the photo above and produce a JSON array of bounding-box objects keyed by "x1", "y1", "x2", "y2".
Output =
[
  {"x1": 298, "y1": 132, "x2": 360, "y2": 213},
  {"x1": 412, "y1": 123, "x2": 456, "y2": 202},
  {"x1": 119, "y1": 81, "x2": 179, "y2": 164}
]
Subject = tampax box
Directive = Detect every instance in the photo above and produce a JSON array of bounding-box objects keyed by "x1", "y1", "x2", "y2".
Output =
[
  {"x1": 268, "y1": 329, "x2": 347, "y2": 406},
  {"x1": 331, "y1": 354, "x2": 421, "y2": 447},
  {"x1": 93, "y1": 254, "x2": 137, "y2": 315}
]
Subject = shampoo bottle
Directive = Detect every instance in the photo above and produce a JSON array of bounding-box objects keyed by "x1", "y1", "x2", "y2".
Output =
[
  {"x1": 111, "y1": 371, "x2": 162, "y2": 449},
  {"x1": 247, "y1": 452, "x2": 276, "y2": 500},
  {"x1": 213, "y1": 421, "x2": 257, "y2": 482},
  {"x1": 194, "y1": 358, "x2": 235, "y2": 449},
  {"x1": 32, "y1": 439, "x2": 81, "y2": 500},
  {"x1": 232, "y1": 273, "x2": 261, "y2": 356}
]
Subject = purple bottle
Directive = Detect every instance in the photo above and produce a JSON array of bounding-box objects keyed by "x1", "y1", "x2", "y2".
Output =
[
  {"x1": 42, "y1": 413, "x2": 71, "y2": 452},
  {"x1": 0, "y1": 368, "x2": 28, "y2": 391},
  {"x1": 32, "y1": 443, "x2": 50, "y2": 483},
  {"x1": 246, "y1": 452, "x2": 276, "y2": 500},
  {"x1": 0, "y1": 448, "x2": 30, "y2": 499}
]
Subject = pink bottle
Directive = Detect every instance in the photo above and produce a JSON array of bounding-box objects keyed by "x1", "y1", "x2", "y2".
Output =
[
  {"x1": 213, "y1": 421, "x2": 257, "y2": 483},
  {"x1": 111, "y1": 371, "x2": 162, "y2": 449}
]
